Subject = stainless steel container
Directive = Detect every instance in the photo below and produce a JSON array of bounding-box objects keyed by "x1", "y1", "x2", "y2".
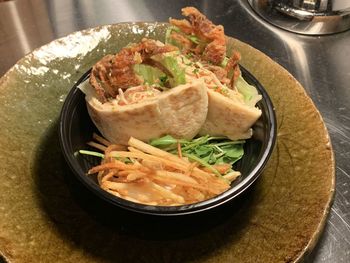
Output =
[{"x1": 248, "y1": 0, "x2": 350, "y2": 34}]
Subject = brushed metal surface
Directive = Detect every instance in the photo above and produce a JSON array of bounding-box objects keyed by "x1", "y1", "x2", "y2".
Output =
[
  {"x1": 0, "y1": 0, "x2": 349, "y2": 262},
  {"x1": 248, "y1": 0, "x2": 350, "y2": 35}
]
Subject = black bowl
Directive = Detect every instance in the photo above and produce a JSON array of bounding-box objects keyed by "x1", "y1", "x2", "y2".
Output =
[{"x1": 59, "y1": 66, "x2": 276, "y2": 216}]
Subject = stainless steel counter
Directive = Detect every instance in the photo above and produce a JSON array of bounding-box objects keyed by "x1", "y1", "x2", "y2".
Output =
[{"x1": 1, "y1": 0, "x2": 349, "y2": 262}]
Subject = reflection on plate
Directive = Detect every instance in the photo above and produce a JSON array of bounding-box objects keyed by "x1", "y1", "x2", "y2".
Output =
[{"x1": 0, "y1": 23, "x2": 334, "y2": 263}]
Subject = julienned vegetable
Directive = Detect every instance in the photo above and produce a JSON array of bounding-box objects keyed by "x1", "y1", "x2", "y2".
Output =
[
  {"x1": 80, "y1": 134, "x2": 240, "y2": 206},
  {"x1": 81, "y1": 134, "x2": 244, "y2": 178}
]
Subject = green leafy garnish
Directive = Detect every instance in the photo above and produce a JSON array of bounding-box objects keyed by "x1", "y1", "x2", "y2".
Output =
[
  {"x1": 150, "y1": 135, "x2": 245, "y2": 175},
  {"x1": 79, "y1": 150, "x2": 104, "y2": 158}
]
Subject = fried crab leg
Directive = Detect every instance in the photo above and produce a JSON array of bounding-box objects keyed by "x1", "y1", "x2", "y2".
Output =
[
  {"x1": 170, "y1": 7, "x2": 242, "y2": 88},
  {"x1": 169, "y1": 6, "x2": 226, "y2": 65},
  {"x1": 225, "y1": 50, "x2": 241, "y2": 87},
  {"x1": 90, "y1": 38, "x2": 177, "y2": 102}
]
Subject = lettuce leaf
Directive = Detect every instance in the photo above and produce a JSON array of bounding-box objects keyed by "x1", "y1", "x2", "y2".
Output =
[
  {"x1": 236, "y1": 74, "x2": 262, "y2": 106},
  {"x1": 134, "y1": 51, "x2": 186, "y2": 88},
  {"x1": 159, "y1": 55, "x2": 186, "y2": 87},
  {"x1": 133, "y1": 64, "x2": 166, "y2": 86}
]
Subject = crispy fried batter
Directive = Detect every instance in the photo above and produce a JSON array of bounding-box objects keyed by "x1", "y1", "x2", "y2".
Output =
[
  {"x1": 169, "y1": 18, "x2": 193, "y2": 34},
  {"x1": 90, "y1": 38, "x2": 177, "y2": 102},
  {"x1": 170, "y1": 7, "x2": 226, "y2": 65},
  {"x1": 199, "y1": 48, "x2": 241, "y2": 88},
  {"x1": 226, "y1": 51, "x2": 241, "y2": 87},
  {"x1": 170, "y1": 32, "x2": 194, "y2": 51},
  {"x1": 203, "y1": 64, "x2": 230, "y2": 85}
]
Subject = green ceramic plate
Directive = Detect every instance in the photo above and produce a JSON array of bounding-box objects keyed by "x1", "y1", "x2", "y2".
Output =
[{"x1": 0, "y1": 23, "x2": 334, "y2": 263}]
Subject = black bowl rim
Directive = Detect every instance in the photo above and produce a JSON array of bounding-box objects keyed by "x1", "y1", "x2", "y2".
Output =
[{"x1": 59, "y1": 65, "x2": 277, "y2": 216}]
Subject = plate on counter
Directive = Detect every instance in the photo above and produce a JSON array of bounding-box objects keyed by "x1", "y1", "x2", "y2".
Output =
[{"x1": 0, "y1": 23, "x2": 334, "y2": 263}]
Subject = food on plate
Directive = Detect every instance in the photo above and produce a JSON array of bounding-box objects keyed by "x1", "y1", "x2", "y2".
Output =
[
  {"x1": 81, "y1": 78, "x2": 208, "y2": 145},
  {"x1": 89, "y1": 38, "x2": 178, "y2": 102},
  {"x1": 80, "y1": 134, "x2": 241, "y2": 205},
  {"x1": 78, "y1": 7, "x2": 263, "y2": 205},
  {"x1": 168, "y1": 6, "x2": 226, "y2": 65},
  {"x1": 80, "y1": 7, "x2": 261, "y2": 144},
  {"x1": 167, "y1": 6, "x2": 262, "y2": 139},
  {"x1": 80, "y1": 38, "x2": 208, "y2": 145}
]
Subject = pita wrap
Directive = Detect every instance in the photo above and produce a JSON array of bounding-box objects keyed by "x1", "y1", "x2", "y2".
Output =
[
  {"x1": 81, "y1": 79, "x2": 208, "y2": 145},
  {"x1": 199, "y1": 88, "x2": 262, "y2": 140}
]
